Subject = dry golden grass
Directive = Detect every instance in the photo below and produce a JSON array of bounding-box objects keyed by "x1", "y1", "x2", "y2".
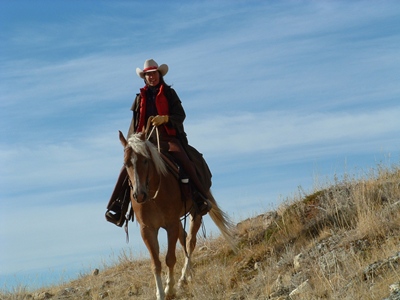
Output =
[{"x1": 1, "y1": 163, "x2": 399, "y2": 299}]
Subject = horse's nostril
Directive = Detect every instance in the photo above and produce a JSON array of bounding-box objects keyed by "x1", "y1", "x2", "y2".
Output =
[{"x1": 133, "y1": 191, "x2": 147, "y2": 203}]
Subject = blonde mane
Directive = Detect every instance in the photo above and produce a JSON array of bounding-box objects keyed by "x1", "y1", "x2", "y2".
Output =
[{"x1": 127, "y1": 133, "x2": 168, "y2": 176}]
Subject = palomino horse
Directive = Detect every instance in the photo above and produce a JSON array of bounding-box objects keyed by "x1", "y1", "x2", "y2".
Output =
[{"x1": 119, "y1": 130, "x2": 236, "y2": 300}]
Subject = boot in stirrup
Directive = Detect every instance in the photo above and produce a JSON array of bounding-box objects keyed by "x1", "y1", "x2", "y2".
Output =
[{"x1": 193, "y1": 190, "x2": 212, "y2": 216}]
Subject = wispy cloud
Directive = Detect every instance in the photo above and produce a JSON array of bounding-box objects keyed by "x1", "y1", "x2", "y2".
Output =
[{"x1": 187, "y1": 107, "x2": 400, "y2": 165}]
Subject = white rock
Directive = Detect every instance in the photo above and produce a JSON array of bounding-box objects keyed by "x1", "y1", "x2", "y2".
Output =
[{"x1": 289, "y1": 279, "x2": 312, "y2": 300}]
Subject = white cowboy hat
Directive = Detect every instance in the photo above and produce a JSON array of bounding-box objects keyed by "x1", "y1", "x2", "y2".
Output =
[{"x1": 136, "y1": 59, "x2": 169, "y2": 79}]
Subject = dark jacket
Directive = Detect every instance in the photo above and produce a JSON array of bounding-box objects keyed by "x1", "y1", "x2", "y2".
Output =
[{"x1": 127, "y1": 84, "x2": 189, "y2": 145}]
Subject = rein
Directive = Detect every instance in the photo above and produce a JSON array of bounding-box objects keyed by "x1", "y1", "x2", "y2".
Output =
[
  {"x1": 147, "y1": 125, "x2": 161, "y2": 152},
  {"x1": 144, "y1": 118, "x2": 162, "y2": 200}
]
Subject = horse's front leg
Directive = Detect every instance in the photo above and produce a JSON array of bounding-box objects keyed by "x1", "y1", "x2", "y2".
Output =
[
  {"x1": 141, "y1": 226, "x2": 165, "y2": 300},
  {"x1": 164, "y1": 224, "x2": 180, "y2": 299}
]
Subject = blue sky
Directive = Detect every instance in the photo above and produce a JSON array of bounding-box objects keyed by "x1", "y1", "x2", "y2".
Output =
[{"x1": 1, "y1": 0, "x2": 400, "y2": 291}]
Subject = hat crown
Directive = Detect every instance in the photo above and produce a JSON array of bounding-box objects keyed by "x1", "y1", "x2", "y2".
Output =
[{"x1": 143, "y1": 59, "x2": 158, "y2": 70}]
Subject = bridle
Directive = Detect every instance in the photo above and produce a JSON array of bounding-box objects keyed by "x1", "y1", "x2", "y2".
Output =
[{"x1": 124, "y1": 123, "x2": 163, "y2": 203}]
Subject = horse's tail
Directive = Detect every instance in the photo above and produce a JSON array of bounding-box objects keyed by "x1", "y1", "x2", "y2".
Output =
[{"x1": 207, "y1": 192, "x2": 238, "y2": 253}]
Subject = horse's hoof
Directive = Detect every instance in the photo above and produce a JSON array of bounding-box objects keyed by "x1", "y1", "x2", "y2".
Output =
[
  {"x1": 165, "y1": 287, "x2": 176, "y2": 299},
  {"x1": 178, "y1": 278, "x2": 187, "y2": 288}
]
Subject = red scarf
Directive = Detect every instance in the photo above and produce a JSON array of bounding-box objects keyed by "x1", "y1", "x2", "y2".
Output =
[{"x1": 137, "y1": 84, "x2": 176, "y2": 136}]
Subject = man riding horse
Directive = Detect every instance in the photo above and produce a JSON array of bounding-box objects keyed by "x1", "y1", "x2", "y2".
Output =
[{"x1": 106, "y1": 59, "x2": 212, "y2": 226}]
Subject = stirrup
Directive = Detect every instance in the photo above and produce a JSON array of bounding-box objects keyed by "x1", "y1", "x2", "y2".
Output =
[
  {"x1": 198, "y1": 199, "x2": 212, "y2": 216},
  {"x1": 195, "y1": 197, "x2": 212, "y2": 216},
  {"x1": 105, "y1": 210, "x2": 124, "y2": 227}
]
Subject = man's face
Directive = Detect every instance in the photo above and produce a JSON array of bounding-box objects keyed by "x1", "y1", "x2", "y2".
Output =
[{"x1": 144, "y1": 71, "x2": 160, "y2": 86}]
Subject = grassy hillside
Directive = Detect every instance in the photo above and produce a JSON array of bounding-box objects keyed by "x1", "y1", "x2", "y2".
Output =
[{"x1": 2, "y1": 164, "x2": 400, "y2": 300}]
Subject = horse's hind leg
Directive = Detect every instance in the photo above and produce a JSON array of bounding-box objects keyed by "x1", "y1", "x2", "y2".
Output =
[
  {"x1": 177, "y1": 222, "x2": 189, "y2": 287},
  {"x1": 178, "y1": 214, "x2": 202, "y2": 287}
]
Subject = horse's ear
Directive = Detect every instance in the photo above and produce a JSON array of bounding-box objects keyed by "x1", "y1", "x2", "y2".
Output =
[{"x1": 119, "y1": 130, "x2": 128, "y2": 148}]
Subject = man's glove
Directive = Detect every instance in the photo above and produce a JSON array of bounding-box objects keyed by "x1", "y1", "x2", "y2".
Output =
[{"x1": 152, "y1": 115, "x2": 169, "y2": 126}]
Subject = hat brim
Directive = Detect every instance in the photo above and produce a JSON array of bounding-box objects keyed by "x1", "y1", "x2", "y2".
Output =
[{"x1": 136, "y1": 64, "x2": 168, "y2": 79}]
